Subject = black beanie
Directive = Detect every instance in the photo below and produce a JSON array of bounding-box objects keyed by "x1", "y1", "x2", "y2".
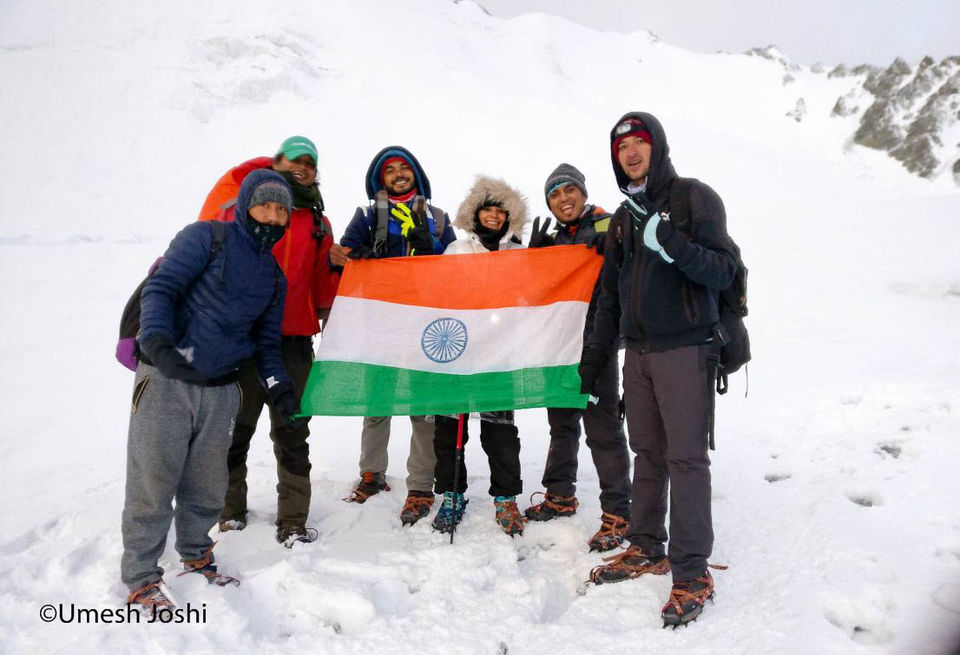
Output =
[{"x1": 544, "y1": 163, "x2": 588, "y2": 203}]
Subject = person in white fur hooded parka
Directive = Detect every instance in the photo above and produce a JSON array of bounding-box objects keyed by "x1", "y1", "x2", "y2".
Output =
[
  {"x1": 430, "y1": 175, "x2": 530, "y2": 537},
  {"x1": 445, "y1": 175, "x2": 527, "y2": 254}
]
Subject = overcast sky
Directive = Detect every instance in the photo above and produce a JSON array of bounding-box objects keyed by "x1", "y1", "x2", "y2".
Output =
[{"x1": 476, "y1": 0, "x2": 960, "y2": 67}]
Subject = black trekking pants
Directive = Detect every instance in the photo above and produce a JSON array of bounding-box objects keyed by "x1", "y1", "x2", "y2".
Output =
[
  {"x1": 222, "y1": 336, "x2": 313, "y2": 528},
  {"x1": 542, "y1": 356, "x2": 631, "y2": 517},
  {"x1": 433, "y1": 414, "x2": 522, "y2": 497},
  {"x1": 622, "y1": 345, "x2": 714, "y2": 582}
]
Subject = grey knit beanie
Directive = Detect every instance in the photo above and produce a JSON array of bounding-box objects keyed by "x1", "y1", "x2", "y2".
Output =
[
  {"x1": 544, "y1": 163, "x2": 588, "y2": 203},
  {"x1": 248, "y1": 180, "x2": 293, "y2": 216}
]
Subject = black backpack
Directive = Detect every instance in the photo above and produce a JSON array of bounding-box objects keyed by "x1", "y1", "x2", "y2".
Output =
[
  {"x1": 665, "y1": 177, "x2": 750, "y2": 395},
  {"x1": 115, "y1": 221, "x2": 226, "y2": 371}
]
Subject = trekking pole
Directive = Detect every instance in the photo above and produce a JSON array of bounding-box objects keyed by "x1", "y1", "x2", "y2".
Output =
[{"x1": 450, "y1": 412, "x2": 467, "y2": 545}]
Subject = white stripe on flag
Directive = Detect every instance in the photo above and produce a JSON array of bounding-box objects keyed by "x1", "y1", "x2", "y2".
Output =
[{"x1": 318, "y1": 296, "x2": 588, "y2": 375}]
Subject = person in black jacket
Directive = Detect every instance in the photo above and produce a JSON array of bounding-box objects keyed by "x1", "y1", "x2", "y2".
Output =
[
  {"x1": 525, "y1": 163, "x2": 632, "y2": 553},
  {"x1": 582, "y1": 112, "x2": 738, "y2": 627}
]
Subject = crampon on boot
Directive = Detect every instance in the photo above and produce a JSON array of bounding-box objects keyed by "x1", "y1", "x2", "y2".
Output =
[
  {"x1": 218, "y1": 517, "x2": 247, "y2": 532},
  {"x1": 588, "y1": 545, "x2": 669, "y2": 585},
  {"x1": 276, "y1": 524, "x2": 319, "y2": 548},
  {"x1": 523, "y1": 492, "x2": 578, "y2": 522},
  {"x1": 400, "y1": 490, "x2": 435, "y2": 526},
  {"x1": 343, "y1": 472, "x2": 389, "y2": 503},
  {"x1": 431, "y1": 491, "x2": 467, "y2": 534},
  {"x1": 661, "y1": 570, "x2": 717, "y2": 628},
  {"x1": 127, "y1": 579, "x2": 175, "y2": 612},
  {"x1": 587, "y1": 512, "x2": 629, "y2": 552},
  {"x1": 179, "y1": 543, "x2": 239, "y2": 587},
  {"x1": 494, "y1": 496, "x2": 525, "y2": 537}
]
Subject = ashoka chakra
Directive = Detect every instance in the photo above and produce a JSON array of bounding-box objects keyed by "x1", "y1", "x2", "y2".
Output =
[{"x1": 421, "y1": 317, "x2": 468, "y2": 363}]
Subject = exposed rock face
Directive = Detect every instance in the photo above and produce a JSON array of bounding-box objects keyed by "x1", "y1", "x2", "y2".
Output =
[
  {"x1": 745, "y1": 45, "x2": 801, "y2": 72},
  {"x1": 787, "y1": 98, "x2": 807, "y2": 122},
  {"x1": 835, "y1": 56, "x2": 960, "y2": 183}
]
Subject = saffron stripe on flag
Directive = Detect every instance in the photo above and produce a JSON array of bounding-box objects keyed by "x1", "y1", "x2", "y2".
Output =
[
  {"x1": 336, "y1": 246, "x2": 602, "y2": 309},
  {"x1": 300, "y1": 361, "x2": 587, "y2": 416}
]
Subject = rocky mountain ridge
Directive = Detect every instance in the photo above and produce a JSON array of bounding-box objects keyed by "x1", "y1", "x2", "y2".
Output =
[{"x1": 745, "y1": 46, "x2": 960, "y2": 185}]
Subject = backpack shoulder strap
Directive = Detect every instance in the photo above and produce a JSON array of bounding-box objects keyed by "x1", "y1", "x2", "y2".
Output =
[
  {"x1": 373, "y1": 190, "x2": 390, "y2": 256},
  {"x1": 209, "y1": 220, "x2": 226, "y2": 256},
  {"x1": 667, "y1": 177, "x2": 693, "y2": 233}
]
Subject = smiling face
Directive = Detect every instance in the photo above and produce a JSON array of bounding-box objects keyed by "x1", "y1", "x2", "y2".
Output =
[
  {"x1": 273, "y1": 154, "x2": 317, "y2": 186},
  {"x1": 248, "y1": 201, "x2": 289, "y2": 227},
  {"x1": 616, "y1": 136, "x2": 652, "y2": 184},
  {"x1": 547, "y1": 183, "x2": 586, "y2": 223},
  {"x1": 382, "y1": 159, "x2": 416, "y2": 196},
  {"x1": 477, "y1": 205, "x2": 508, "y2": 231}
]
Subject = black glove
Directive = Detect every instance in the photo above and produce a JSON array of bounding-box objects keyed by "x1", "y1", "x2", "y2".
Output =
[
  {"x1": 407, "y1": 219, "x2": 435, "y2": 255},
  {"x1": 139, "y1": 334, "x2": 209, "y2": 384},
  {"x1": 578, "y1": 346, "x2": 609, "y2": 396},
  {"x1": 346, "y1": 243, "x2": 378, "y2": 259},
  {"x1": 587, "y1": 231, "x2": 607, "y2": 255},
  {"x1": 267, "y1": 381, "x2": 308, "y2": 430},
  {"x1": 528, "y1": 216, "x2": 555, "y2": 248}
]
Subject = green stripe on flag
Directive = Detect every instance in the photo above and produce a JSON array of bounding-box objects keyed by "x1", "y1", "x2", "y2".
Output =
[{"x1": 301, "y1": 361, "x2": 589, "y2": 416}]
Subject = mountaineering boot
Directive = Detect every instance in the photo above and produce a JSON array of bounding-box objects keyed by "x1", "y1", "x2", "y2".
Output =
[
  {"x1": 661, "y1": 571, "x2": 715, "y2": 628},
  {"x1": 276, "y1": 524, "x2": 319, "y2": 548},
  {"x1": 344, "y1": 472, "x2": 389, "y2": 503},
  {"x1": 587, "y1": 512, "x2": 629, "y2": 552},
  {"x1": 127, "y1": 579, "x2": 175, "y2": 612},
  {"x1": 588, "y1": 545, "x2": 669, "y2": 584},
  {"x1": 524, "y1": 492, "x2": 578, "y2": 521},
  {"x1": 218, "y1": 517, "x2": 247, "y2": 532},
  {"x1": 179, "y1": 544, "x2": 239, "y2": 587},
  {"x1": 494, "y1": 496, "x2": 525, "y2": 537},
  {"x1": 431, "y1": 491, "x2": 467, "y2": 533},
  {"x1": 400, "y1": 490, "x2": 435, "y2": 526}
]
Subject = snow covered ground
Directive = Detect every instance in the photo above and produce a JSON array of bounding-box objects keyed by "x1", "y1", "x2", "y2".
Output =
[{"x1": 1, "y1": 2, "x2": 959, "y2": 653}]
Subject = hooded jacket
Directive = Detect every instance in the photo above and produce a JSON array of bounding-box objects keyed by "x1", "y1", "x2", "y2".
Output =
[
  {"x1": 198, "y1": 156, "x2": 340, "y2": 336},
  {"x1": 140, "y1": 169, "x2": 289, "y2": 383},
  {"x1": 341, "y1": 146, "x2": 456, "y2": 258},
  {"x1": 446, "y1": 176, "x2": 528, "y2": 254},
  {"x1": 590, "y1": 111, "x2": 738, "y2": 353}
]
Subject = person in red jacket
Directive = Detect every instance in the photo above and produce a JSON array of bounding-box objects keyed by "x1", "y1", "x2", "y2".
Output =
[{"x1": 199, "y1": 135, "x2": 340, "y2": 547}]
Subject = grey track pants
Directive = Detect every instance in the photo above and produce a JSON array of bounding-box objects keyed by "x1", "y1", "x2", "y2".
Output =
[
  {"x1": 542, "y1": 355, "x2": 631, "y2": 517},
  {"x1": 358, "y1": 415, "x2": 436, "y2": 493},
  {"x1": 120, "y1": 362, "x2": 240, "y2": 590},
  {"x1": 622, "y1": 345, "x2": 714, "y2": 582}
]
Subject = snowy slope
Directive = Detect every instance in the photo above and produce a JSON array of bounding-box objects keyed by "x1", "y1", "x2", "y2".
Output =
[{"x1": 1, "y1": 1, "x2": 959, "y2": 654}]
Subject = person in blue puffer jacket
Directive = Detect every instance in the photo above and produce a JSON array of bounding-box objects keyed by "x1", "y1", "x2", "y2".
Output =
[{"x1": 121, "y1": 169, "x2": 302, "y2": 612}]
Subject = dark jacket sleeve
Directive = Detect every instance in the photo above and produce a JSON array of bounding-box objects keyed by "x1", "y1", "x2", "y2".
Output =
[
  {"x1": 340, "y1": 207, "x2": 372, "y2": 249},
  {"x1": 587, "y1": 212, "x2": 624, "y2": 353},
  {"x1": 658, "y1": 183, "x2": 738, "y2": 290},
  {"x1": 252, "y1": 271, "x2": 291, "y2": 387},
  {"x1": 139, "y1": 222, "x2": 213, "y2": 343},
  {"x1": 437, "y1": 211, "x2": 457, "y2": 252}
]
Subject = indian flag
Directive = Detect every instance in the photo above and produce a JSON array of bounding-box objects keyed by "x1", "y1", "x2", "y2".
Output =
[{"x1": 301, "y1": 246, "x2": 603, "y2": 416}]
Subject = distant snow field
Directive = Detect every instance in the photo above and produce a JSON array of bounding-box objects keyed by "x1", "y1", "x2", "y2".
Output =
[{"x1": 1, "y1": 2, "x2": 959, "y2": 654}]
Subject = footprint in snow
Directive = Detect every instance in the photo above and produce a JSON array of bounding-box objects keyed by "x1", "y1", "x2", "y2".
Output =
[
  {"x1": 764, "y1": 473, "x2": 791, "y2": 483},
  {"x1": 874, "y1": 442, "x2": 902, "y2": 459},
  {"x1": 846, "y1": 490, "x2": 882, "y2": 508}
]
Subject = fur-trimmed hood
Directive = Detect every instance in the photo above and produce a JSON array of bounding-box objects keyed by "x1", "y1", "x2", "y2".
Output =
[{"x1": 454, "y1": 176, "x2": 528, "y2": 239}]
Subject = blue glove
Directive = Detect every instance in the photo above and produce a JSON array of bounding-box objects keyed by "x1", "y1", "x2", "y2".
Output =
[{"x1": 642, "y1": 212, "x2": 674, "y2": 264}]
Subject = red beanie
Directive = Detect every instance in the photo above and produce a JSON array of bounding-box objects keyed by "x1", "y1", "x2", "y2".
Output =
[
  {"x1": 380, "y1": 156, "x2": 410, "y2": 182},
  {"x1": 612, "y1": 118, "x2": 653, "y2": 156}
]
